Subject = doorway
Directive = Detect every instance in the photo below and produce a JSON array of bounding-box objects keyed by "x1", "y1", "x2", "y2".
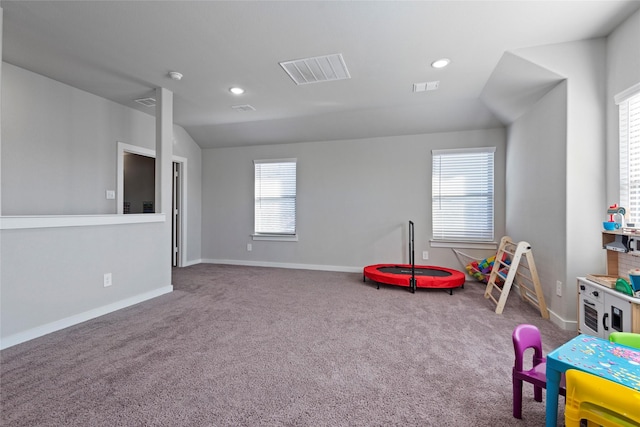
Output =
[
  {"x1": 172, "y1": 161, "x2": 181, "y2": 267},
  {"x1": 123, "y1": 152, "x2": 155, "y2": 214},
  {"x1": 117, "y1": 142, "x2": 187, "y2": 267}
]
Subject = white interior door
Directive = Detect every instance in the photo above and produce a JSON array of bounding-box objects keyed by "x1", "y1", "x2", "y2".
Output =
[{"x1": 172, "y1": 162, "x2": 180, "y2": 267}]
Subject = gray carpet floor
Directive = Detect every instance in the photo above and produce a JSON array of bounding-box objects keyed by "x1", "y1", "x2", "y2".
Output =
[{"x1": 1, "y1": 264, "x2": 575, "y2": 426}]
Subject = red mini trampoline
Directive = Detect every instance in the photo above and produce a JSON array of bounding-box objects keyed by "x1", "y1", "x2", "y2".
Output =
[
  {"x1": 363, "y1": 264, "x2": 465, "y2": 294},
  {"x1": 362, "y1": 221, "x2": 465, "y2": 294}
]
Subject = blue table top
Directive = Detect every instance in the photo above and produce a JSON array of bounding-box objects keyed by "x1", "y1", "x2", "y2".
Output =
[{"x1": 547, "y1": 334, "x2": 640, "y2": 391}]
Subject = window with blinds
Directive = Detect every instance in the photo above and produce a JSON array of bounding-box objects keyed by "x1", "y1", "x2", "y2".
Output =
[
  {"x1": 254, "y1": 159, "x2": 297, "y2": 236},
  {"x1": 432, "y1": 147, "x2": 495, "y2": 241},
  {"x1": 618, "y1": 84, "x2": 640, "y2": 225}
]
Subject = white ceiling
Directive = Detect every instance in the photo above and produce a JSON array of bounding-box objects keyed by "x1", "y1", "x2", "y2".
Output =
[{"x1": 2, "y1": 0, "x2": 639, "y2": 149}]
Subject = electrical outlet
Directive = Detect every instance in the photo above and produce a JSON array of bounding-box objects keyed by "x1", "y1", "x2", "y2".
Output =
[
  {"x1": 247, "y1": 243, "x2": 252, "y2": 252},
  {"x1": 104, "y1": 273, "x2": 112, "y2": 287},
  {"x1": 422, "y1": 251, "x2": 429, "y2": 260},
  {"x1": 105, "y1": 190, "x2": 115, "y2": 200},
  {"x1": 556, "y1": 280, "x2": 562, "y2": 297}
]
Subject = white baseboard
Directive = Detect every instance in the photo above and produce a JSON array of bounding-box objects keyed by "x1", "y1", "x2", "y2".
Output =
[
  {"x1": 201, "y1": 258, "x2": 362, "y2": 274},
  {"x1": 0, "y1": 285, "x2": 173, "y2": 350},
  {"x1": 182, "y1": 258, "x2": 202, "y2": 267},
  {"x1": 548, "y1": 309, "x2": 578, "y2": 331}
]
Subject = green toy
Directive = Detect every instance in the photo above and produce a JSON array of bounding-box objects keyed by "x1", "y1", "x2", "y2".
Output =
[{"x1": 609, "y1": 332, "x2": 640, "y2": 349}]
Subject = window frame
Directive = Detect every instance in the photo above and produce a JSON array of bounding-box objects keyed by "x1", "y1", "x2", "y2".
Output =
[
  {"x1": 430, "y1": 147, "x2": 496, "y2": 249},
  {"x1": 617, "y1": 83, "x2": 640, "y2": 226},
  {"x1": 252, "y1": 158, "x2": 298, "y2": 242}
]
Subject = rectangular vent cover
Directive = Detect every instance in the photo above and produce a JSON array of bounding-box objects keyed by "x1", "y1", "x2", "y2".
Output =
[
  {"x1": 232, "y1": 104, "x2": 256, "y2": 112},
  {"x1": 280, "y1": 53, "x2": 351, "y2": 85},
  {"x1": 135, "y1": 97, "x2": 156, "y2": 107},
  {"x1": 413, "y1": 81, "x2": 440, "y2": 92}
]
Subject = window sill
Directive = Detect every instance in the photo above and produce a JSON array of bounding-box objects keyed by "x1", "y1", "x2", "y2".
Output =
[
  {"x1": 430, "y1": 240, "x2": 498, "y2": 250},
  {"x1": 252, "y1": 234, "x2": 298, "y2": 242}
]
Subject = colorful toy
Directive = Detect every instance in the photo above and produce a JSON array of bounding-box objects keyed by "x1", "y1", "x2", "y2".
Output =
[
  {"x1": 607, "y1": 203, "x2": 626, "y2": 222},
  {"x1": 463, "y1": 252, "x2": 510, "y2": 283}
]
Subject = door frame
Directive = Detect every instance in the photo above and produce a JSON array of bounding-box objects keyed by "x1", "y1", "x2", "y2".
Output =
[{"x1": 117, "y1": 141, "x2": 188, "y2": 267}]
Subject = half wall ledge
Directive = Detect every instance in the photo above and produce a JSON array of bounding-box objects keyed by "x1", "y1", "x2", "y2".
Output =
[{"x1": 0, "y1": 214, "x2": 166, "y2": 230}]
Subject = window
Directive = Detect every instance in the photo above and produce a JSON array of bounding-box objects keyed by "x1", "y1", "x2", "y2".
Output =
[
  {"x1": 432, "y1": 147, "x2": 495, "y2": 242},
  {"x1": 618, "y1": 83, "x2": 640, "y2": 225},
  {"x1": 254, "y1": 159, "x2": 297, "y2": 239}
]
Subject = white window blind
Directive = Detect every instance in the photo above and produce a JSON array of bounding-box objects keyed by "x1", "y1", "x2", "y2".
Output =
[
  {"x1": 618, "y1": 84, "x2": 640, "y2": 225},
  {"x1": 432, "y1": 147, "x2": 495, "y2": 241},
  {"x1": 254, "y1": 159, "x2": 297, "y2": 235}
]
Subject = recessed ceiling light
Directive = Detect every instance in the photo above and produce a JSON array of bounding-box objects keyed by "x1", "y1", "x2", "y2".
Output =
[
  {"x1": 229, "y1": 87, "x2": 245, "y2": 95},
  {"x1": 431, "y1": 58, "x2": 451, "y2": 69},
  {"x1": 168, "y1": 71, "x2": 183, "y2": 81}
]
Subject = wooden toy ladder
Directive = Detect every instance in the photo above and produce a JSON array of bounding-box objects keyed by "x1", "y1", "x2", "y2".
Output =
[{"x1": 484, "y1": 236, "x2": 549, "y2": 319}]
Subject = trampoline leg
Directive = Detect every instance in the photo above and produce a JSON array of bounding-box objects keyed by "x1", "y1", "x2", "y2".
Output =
[
  {"x1": 363, "y1": 275, "x2": 379, "y2": 290},
  {"x1": 449, "y1": 289, "x2": 453, "y2": 295}
]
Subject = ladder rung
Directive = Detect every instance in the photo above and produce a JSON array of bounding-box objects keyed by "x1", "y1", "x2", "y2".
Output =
[
  {"x1": 523, "y1": 294, "x2": 540, "y2": 307},
  {"x1": 497, "y1": 260, "x2": 510, "y2": 268},
  {"x1": 486, "y1": 284, "x2": 503, "y2": 295},
  {"x1": 515, "y1": 270, "x2": 532, "y2": 280},
  {"x1": 486, "y1": 284, "x2": 502, "y2": 294},
  {"x1": 519, "y1": 284, "x2": 535, "y2": 295}
]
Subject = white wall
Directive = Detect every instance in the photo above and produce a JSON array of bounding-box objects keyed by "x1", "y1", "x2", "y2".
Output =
[
  {"x1": 0, "y1": 63, "x2": 203, "y2": 347},
  {"x1": 2, "y1": 63, "x2": 151, "y2": 214},
  {"x1": 2, "y1": 63, "x2": 203, "y2": 218},
  {"x1": 0, "y1": 221, "x2": 170, "y2": 342},
  {"x1": 507, "y1": 81, "x2": 569, "y2": 322},
  {"x1": 202, "y1": 128, "x2": 506, "y2": 271},
  {"x1": 1, "y1": 62, "x2": 202, "y2": 264},
  {"x1": 173, "y1": 126, "x2": 202, "y2": 265},
  {"x1": 0, "y1": 7, "x2": 3, "y2": 216},
  {"x1": 508, "y1": 39, "x2": 608, "y2": 328}
]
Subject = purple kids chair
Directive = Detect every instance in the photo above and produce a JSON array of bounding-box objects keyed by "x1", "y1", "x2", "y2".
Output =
[{"x1": 512, "y1": 324, "x2": 565, "y2": 419}]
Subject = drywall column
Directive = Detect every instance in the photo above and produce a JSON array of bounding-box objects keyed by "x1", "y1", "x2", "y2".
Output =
[
  {"x1": 155, "y1": 87, "x2": 173, "y2": 267},
  {"x1": 1, "y1": 6, "x2": 4, "y2": 299},
  {"x1": 1, "y1": 6, "x2": 4, "y2": 215}
]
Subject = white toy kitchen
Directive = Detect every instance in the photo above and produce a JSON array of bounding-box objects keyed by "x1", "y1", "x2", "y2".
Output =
[{"x1": 577, "y1": 230, "x2": 640, "y2": 338}]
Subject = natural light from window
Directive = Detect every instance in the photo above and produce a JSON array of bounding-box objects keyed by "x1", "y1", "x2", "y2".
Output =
[
  {"x1": 618, "y1": 86, "x2": 640, "y2": 225},
  {"x1": 254, "y1": 159, "x2": 297, "y2": 237},
  {"x1": 432, "y1": 147, "x2": 495, "y2": 242}
]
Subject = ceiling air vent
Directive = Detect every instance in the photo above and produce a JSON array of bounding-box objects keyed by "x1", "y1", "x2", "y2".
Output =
[
  {"x1": 134, "y1": 97, "x2": 156, "y2": 107},
  {"x1": 280, "y1": 53, "x2": 351, "y2": 85},
  {"x1": 413, "y1": 81, "x2": 440, "y2": 93},
  {"x1": 232, "y1": 104, "x2": 256, "y2": 112}
]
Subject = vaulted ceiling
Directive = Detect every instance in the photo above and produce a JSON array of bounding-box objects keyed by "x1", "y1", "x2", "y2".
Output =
[{"x1": 2, "y1": 1, "x2": 639, "y2": 148}]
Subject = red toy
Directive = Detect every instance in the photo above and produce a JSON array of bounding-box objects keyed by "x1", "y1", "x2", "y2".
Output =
[{"x1": 362, "y1": 221, "x2": 465, "y2": 294}]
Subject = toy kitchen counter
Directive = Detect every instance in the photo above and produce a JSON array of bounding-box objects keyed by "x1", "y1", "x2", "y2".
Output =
[{"x1": 578, "y1": 276, "x2": 640, "y2": 339}]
